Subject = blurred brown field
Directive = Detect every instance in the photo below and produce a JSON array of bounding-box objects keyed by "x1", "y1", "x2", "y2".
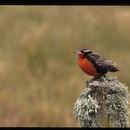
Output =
[{"x1": 0, "y1": 6, "x2": 130, "y2": 127}]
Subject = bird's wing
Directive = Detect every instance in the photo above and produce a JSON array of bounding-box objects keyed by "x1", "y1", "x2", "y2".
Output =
[
  {"x1": 87, "y1": 53, "x2": 117, "y2": 74},
  {"x1": 88, "y1": 53, "x2": 117, "y2": 66},
  {"x1": 104, "y1": 59, "x2": 117, "y2": 66},
  {"x1": 87, "y1": 53, "x2": 105, "y2": 64}
]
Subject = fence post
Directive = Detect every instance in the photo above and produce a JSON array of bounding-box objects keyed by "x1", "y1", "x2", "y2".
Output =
[{"x1": 73, "y1": 75, "x2": 129, "y2": 127}]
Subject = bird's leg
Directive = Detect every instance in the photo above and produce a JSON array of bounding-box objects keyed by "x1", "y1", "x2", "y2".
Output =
[
  {"x1": 102, "y1": 74, "x2": 106, "y2": 78},
  {"x1": 94, "y1": 75, "x2": 101, "y2": 80},
  {"x1": 86, "y1": 75, "x2": 107, "y2": 87},
  {"x1": 93, "y1": 74, "x2": 106, "y2": 81}
]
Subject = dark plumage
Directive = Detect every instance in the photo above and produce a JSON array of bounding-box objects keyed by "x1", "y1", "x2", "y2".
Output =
[{"x1": 85, "y1": 52, "x2": 119, "y2": 75}]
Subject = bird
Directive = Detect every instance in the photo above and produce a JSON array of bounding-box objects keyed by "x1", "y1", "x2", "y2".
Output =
[{"x1": 73, "y1": 49, "x2": 119, "y2": 77}]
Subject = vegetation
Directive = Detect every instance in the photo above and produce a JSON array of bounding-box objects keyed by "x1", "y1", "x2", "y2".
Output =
[{"x1": 0, "y1": 6, "x2": 130, "y2": 126}]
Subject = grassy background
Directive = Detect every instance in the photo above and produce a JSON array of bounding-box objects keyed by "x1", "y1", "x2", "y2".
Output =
[{"x1": 0, "y1": 6, "x2": 130, "y2": 126}]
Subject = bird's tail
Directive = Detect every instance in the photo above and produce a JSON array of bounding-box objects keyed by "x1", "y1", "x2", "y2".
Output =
[{"x1": 109, "y1": 65, "x2": 119, "y2": 72}]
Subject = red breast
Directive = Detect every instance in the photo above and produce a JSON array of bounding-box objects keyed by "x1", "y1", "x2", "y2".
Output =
[{"x1": 78, "y1": 54, "x2": 100, "y2": 76}]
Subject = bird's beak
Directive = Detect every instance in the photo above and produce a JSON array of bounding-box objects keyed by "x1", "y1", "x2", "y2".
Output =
[{"x1": 73, "y1": 51, "x2": 82, "y2": 54}]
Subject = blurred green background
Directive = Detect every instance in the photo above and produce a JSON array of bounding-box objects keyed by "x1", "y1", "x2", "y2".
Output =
[{"x1": 0, "y1": 6, "x2": 130, "y2": 127}]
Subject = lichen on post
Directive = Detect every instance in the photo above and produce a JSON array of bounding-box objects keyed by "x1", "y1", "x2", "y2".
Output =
[{"x1": 73, "y1": 75, "x2": 129, "y2": 127}]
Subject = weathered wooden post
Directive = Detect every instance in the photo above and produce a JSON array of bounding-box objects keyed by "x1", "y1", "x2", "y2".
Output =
[{"x1": 73, "y1": 75, "x2": 129, "y2": 127}]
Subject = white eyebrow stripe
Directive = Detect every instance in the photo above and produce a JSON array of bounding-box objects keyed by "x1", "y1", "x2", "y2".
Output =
[{"x1": 84, "y1": 49, "x2": 90, "y2": 52}]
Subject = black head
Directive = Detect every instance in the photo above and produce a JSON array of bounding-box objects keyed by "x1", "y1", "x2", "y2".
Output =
[
  {"x1": 73, "y1": 49, "x2": 92, "y2": 56},
  {"x1": 80, "y1": 49, "x2": 92, "y2": 55}
]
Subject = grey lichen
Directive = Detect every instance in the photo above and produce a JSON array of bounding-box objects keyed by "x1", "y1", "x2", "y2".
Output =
[
  {"x1": 73, "y1": 75, "x2": 129, "y2": 127},
  {"x1": 74, "y1": 88, "x2": 100, "y2": 127}
]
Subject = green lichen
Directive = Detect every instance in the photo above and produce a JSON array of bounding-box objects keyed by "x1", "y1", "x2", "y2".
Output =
[{"x1": 73, "y1": 75, "x2": 129, "y2": 128}]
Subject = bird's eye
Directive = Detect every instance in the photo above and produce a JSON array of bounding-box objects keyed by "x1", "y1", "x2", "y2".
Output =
[{"x1": 81, "y1": 50, "x2": 84, "y2": 53}]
